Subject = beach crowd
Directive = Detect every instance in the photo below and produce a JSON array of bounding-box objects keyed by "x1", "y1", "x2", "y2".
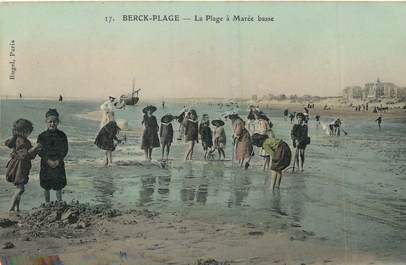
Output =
[{"x1": 4, "y1": 96, "x2": 384, "y2": 212}]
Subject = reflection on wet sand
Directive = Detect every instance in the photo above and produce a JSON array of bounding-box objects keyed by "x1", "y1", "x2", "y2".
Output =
[
  {"x1": 227, "y1": 174, "x2": 251, "y2": 207},
  {"x1": 138, "y1": 175, "x2": 156, "y2": 206},
  {"x1": 92, "y1": 169, "x2": 117, "y2": 207}
]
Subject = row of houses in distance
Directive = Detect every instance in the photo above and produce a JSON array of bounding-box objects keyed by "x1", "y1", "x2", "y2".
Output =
[{"x1": 343, "y1": 78, "x2": 406, "y2": 101}]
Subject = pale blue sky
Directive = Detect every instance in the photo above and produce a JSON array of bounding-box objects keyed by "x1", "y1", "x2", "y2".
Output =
[{"x1": 1, "y1": 2, "x2": 406, "y2": 99}]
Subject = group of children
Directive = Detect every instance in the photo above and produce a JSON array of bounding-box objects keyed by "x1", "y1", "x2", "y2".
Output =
[{"x1": 5, "y1": 109, "x2": 68, "y2": 212}]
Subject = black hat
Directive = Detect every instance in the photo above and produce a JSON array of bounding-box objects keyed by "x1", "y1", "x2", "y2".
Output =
[
  {"x1": 12, "y1": 118, "x2": 33, "y2": 136},
  {"x1": 296, "y1": 112, "x2": 305, "y2": 119},
  {"x1": 46, "y1": 108, "x2": 59, "y2": 119},
  {"x1": 142, "y1": 105, "x2": 157, "y2": 114},
  {"x1": 189, "y1": 109, "x2": 197, "y2": 119},
  {"x1": 161, "y1": 114, "x2": 174, "y2": 123},
  {"x1": 211, "y1": 119, "x2": 225, "y2": 127}
]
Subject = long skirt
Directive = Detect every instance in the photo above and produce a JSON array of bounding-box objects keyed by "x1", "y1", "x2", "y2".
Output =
[{"x1": 270, "y1": 142, "x2": 292, "y2": 172}]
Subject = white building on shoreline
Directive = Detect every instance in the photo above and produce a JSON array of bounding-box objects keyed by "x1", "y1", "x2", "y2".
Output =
[{"x1": 343, "y1": 78, "x2": 406, "y2": 101}]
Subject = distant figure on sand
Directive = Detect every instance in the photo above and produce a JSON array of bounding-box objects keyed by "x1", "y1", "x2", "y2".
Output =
[
  {"x1": 263, "y1": 135, "x2": 292, "y2": 191},
  {"x1": 199, "y1": 114, "x2": 213, "y2": 160},
  {"x1": 376, "y1": 116, "x2": 382, "y2": 129},
  {"x1": 283, "y1": 109, "x2": 289, "y2": 121},
  {"x1": 19, "y1": 93, "x2": 22, "y2": 99},
  {"x1": 162, "y1": 101, "x2": 165, "y2": 109},
  {"x1": 141, "y1": 105, "x2": 160, "y2": 161},
  {"x1": 212, "y1": 119, "x2": 226, "y2": 160},
  {"x1": 289, "y1": 112, "x2": 296, "y2": 124},
  {"x1": 160, "y1": 114, "x2": 174, "y2": 161},
  {"x1": 100, "y1": 96, "x2": 125, "y2": 128},
  {"x1": 5, "y1": 119, "x2": 41, "y2": 212},
  {"x1": 315, "y1": 115, "x2": 320, "y2": 127},
  {"x1": 37, "y1": 109, "x2": 69, "y2": 203},
  {"x1": 291, "y1": 112, "x2": 309, "y2": 172},
  {"x1": 59, "y1": 95, "x2": 63, "y2": 102},
  {"x1": 184, "y1": 109, "x2": 199, "y2": 160},
  {"x1": 95, "y1": 121, "x2": 123, "y2": 166},
  {"x1": 228, "y1": 113, "x2": 253, "y2": 169},
  {"x1": 334, "y1": 118, "x2": 342, "y2": 136}
]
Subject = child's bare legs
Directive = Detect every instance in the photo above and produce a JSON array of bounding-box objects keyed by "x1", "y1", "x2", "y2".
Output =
[
  {"x1": 293, "y1": 148, "x2": 300, "y2": 172},
  {"x1": 56, "y1": 190, "x2": 62, "y2": 201},
  {"x1": 108, "y1": 151, "x2": 113, "y2": 165},
  {"x1": 166, "y1": 144, "x2": 170, "y2": 160},
  {"x1": 299, "y1": 149, "x2": 305, "y2": 171},
  {"x1": 105, "y1": 151, "x2": 113, "y2": 166},
  {"x1": 185, "y1": 141, "x2": 195, "y2": 160},
  {"x1": 148, "y1": 148, "x2": 152, "y2": 161},
  {"x1": 161, "y1": 145, "x2": 165, "y2": 160},
  {"x1": 144, "y1": 149, "x2": 149, "y2": 161},
  {"x1": 271, "y1": 170, "x2": 282, "y2": 191},
  {"x1": 263, "y1": 156, "x2": 270, "y2": 171},
  {"x1": 219, "y1": 148, "x2": 225, "y2": 160},
  {"x1": 44, "y1": 189, "x2": 50, "y2": 203},
  {"x1": 104, "y1": 151, "x2": 109, "y2": 166},
  {"x1": 9, "y1": 184, "x2": 25, "y2": 212}
]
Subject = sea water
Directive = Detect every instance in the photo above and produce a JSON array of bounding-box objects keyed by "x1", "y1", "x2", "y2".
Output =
[{"x1": 0, "y1": 99, "x2": 405, "y2": 260}]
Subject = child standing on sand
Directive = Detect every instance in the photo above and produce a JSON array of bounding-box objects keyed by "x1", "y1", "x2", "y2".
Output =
[
  {"x1": 212, "y1": 119, "x2": 226, "y2": 160},
  {"x1": 5, "y1": 119, "x2": 41, "y2": 212},
  {"x1": 37, "y1": 109, "x2": 69, "y2": 203},
  {"x1": 160, "y1": 114, "x2": 174, "y2": 161},
  {"x1": 184, "y1": 110, "x2": 199, "y2": 160},
  {"x1": 199, "y1": 114, "x2": 213, "y2": 160}
]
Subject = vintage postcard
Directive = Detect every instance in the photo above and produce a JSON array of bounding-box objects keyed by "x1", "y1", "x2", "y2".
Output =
[{"x1": 0, "y1": 1, "x2": 405, "y2": 265}]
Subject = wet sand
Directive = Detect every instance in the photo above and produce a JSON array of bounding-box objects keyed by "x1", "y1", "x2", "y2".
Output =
[
  {"x1": 0, "y1": 203, "x2": 378, "y2": 265},
  {"x1": 1, "y1": 100, "x2": 405, "y2": 264}
]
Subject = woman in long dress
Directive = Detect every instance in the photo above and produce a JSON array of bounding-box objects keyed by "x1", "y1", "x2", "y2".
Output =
[
  {"x1": 228, "y1": 114, "x2": 253, "y2": 169},
  {"x1": 141, "y1": 105, "x2": 160, "y2": 161}
]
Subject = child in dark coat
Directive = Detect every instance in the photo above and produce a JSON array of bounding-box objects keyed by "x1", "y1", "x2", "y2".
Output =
[
  {"x1": 37, "y1": 109, "x2": 69, "y2": 203},
  {"x1": 199, "y1": 114, "x2": 213, "y2": 160},
  {"x1": 5, "y1": 119, "x2": 40, "y2": 212}
]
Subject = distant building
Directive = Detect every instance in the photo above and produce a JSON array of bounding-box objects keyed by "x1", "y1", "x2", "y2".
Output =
[
  {"x1": 397, "y1": 87, "x2": 406, "y2": 98},
  {"x1": 364, "y1": 78, "x2": 398, "y2": 99},
  {"x1": 344, "y1": 78, "x2": 401, "y2": 101},
  {"x1": 343, "y1": 86, "x2": 363, "y2": 100}
]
